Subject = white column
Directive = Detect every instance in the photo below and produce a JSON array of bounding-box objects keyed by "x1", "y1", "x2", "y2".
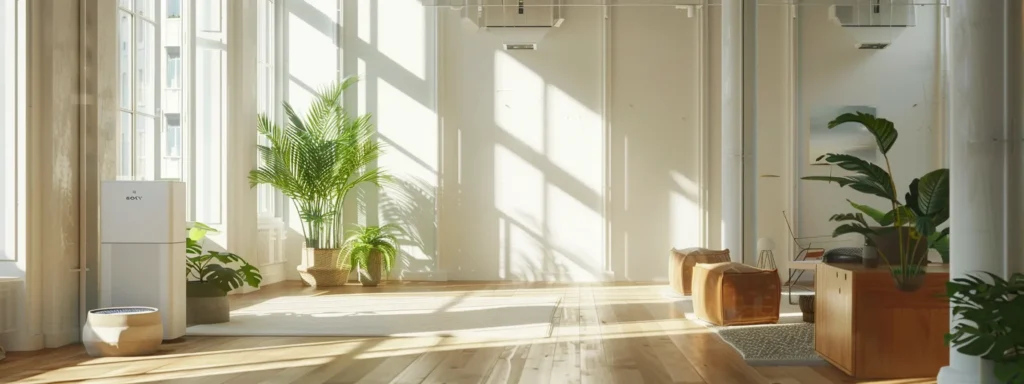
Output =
[
  {"x1": 224, "y1": 0, "x2": 259, "y2": 292},
  {"x1": 1010, "y1": 0, "x2": 1024, "y2": 277},
  {"x1": 937, "y1": 1, "x2": 1017, "y2": 382},
  {"x1": 741, "y1": 0, "x2": 757, "y2": 265},
  {"x1": 721, "y1": 0, "x2": 743, "y2": 260}
]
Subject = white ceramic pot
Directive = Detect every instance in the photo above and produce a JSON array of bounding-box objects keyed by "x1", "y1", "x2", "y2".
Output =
[{"x1": 82, "y1": 307, "x2": 163, "y2": 357}]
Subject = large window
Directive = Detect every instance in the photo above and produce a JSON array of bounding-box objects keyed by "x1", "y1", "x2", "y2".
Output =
[
  {"x1": 118, "y1": 0, "x2": 161, "y2": 181},
  {"x1": 257, "y1": 0, "x2": 279, "y2": 218},
  {"x1": 0, "y1": 0, "x2": 23, "y2": 262}
]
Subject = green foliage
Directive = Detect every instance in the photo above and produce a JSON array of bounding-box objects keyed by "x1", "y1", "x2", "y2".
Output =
[
  {"x1": 946, "y1": 272, "x2": 1024, "y2": 383},
  {"x1": 827, "y1": 111, "x2": 898, "y2": 155},
  {"x1": 343, "y1": 224, "x2": 403, "y2": 274},
  {"x1": 801, "y1": 113, "x2": 950, "y2": 286},
  {"x1": 248, "y1": 77, "x2": 389, "y2": 249},
  {"x1": 185, "y1": 223, "x2": 262, "y2": 294}
]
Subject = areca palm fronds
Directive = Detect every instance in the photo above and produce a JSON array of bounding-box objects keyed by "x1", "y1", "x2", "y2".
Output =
[{"x1": 248, "y1": 77, "x2": 388, "y2": 249}]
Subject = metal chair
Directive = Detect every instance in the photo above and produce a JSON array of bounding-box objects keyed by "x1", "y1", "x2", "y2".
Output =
[{"x1": 781, "y1": 211, "x2": 840, "y2": 304}]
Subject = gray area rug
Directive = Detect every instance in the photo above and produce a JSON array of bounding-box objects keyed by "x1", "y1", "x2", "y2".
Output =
[
  {"x1": 714, "y1": 322, "x2": 825, "y2": 366},
  {"x1": 667, "y1": 288, "x2": 825, "y2": 366}
]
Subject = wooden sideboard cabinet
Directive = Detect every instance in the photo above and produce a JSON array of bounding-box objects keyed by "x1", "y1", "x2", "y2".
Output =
[{"x1": 814, "y1": 263, "x2": 950, "y2": 379}]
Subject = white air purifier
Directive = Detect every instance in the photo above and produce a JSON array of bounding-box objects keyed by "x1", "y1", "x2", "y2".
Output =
[{"x1": 100, "y1": 181, "x2": 186, "y2": 340}]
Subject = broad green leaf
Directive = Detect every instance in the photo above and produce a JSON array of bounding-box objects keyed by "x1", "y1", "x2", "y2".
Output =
[
  {"x1": 929, "y1": 228, "x2": 950, "y2": 263},
  {"x1": 803, "y1": 153, "x2": 896, "y2": 201},
  {"x1": 847, "y1": 200, "x2": 887, "y2": 225},
  {"x1": 828, "y1": 112, "x2": 899, "y2": 155},
  {"x1": 188, "y1": 222, "x2": 218, "y2": 242}
]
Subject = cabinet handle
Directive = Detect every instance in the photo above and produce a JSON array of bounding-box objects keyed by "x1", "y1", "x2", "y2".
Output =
[{"x1": 839, "y1": 287, "x2": 842, "y2": 294}]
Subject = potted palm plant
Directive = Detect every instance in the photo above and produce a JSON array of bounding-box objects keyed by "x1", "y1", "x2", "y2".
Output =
[
  {"x1": 946, "y1": 272, "x2": 1024, "y2": 383},
  {"x1": 343, "y1": 224, "x2": 403, "y2": 287},
  {"x1": 803, "y1": 112, "x2": 949, "y2": 291},
  {"x1": 185, "y1": 223, "x2": 261, "y2": 325},
  {"x1": 248, "y1": 77, "x2": 388, "y2": 287}
]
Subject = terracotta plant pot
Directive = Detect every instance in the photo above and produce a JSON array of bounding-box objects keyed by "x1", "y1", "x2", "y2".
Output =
[
  {"x1": 82, "y1": 307, "x2": 163, "y2": 357},
  {"x1": 297, "y1": 248, "x2": 351, "y2": 287},
  {"x1": 358, "y1": 250, "x2": 383, "y2": 287},
  {"x1": 186, "y1": 282, "x2": 229, "y2": 326}
]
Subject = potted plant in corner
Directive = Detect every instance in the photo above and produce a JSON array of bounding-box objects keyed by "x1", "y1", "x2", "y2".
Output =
[
  {"x1": 185, "y1": 223, "x2": 262, "y2": 325},
  {"x1": 248, "y1": 77, "x2": 389, "y2": 287},
  {"x1": 343, "y1": 224, "x2": 403, "y2": 287},
  {"x1": 802, "y1": 112, "x2": 949, "y2": 291},
  {"x1": 946, "y1": 272, "x2": 1024, "y2": 383}
]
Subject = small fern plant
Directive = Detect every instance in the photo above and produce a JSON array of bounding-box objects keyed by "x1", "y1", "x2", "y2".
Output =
[
  {"x1": 343, "y1": 224, "x2": 403, "y2": 276},
  {"x1": 186, "y1": 223, "x2": 262, "y2": 295}
]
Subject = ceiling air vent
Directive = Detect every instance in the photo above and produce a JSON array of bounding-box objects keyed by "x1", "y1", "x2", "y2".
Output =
[
  {"x1": 829, "y1": 0, "x2": 916, "y2": 50},
  {"x1": 462, "y1": 0, "x2": 564, "y2": 49}
]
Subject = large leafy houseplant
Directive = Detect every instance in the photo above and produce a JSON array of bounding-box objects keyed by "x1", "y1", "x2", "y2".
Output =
[
  {"x1": 342, "y1": 224, "x2": 403, "y2": 287},
  {"x1": 802, "y1": 113, "x2": 949, "y2": 290},
  {"x1": 185, "y1": 223, "x2": 262, "y2": 295},
  {"x1": 248, "y1": 77, "x2": 388, "y2": 282},
  {"x1": 946, "y1": 272, "x2": 1024, "y2": 383}
]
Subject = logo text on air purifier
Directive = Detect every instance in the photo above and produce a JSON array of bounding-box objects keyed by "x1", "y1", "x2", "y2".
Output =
[{"x1": 125, "y1": 190, "x2": 142, "y2": 201}]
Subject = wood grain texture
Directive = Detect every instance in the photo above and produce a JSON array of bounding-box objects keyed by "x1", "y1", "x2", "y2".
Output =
[
  {"x1": 0, "y1": 281, "x2": 938, "y2": 383},
  {"x1": 815, "y1": 263, "x2": 950, "y2": 380}
]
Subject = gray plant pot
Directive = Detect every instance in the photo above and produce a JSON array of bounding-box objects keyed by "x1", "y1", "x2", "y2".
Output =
[{"x1": 186, "y1": 282, "x2": 230, "y2": 326}]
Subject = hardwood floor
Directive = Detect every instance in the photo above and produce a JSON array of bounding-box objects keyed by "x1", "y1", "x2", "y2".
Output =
[{"x1": 0, "y1": 281, "x2": 937, "y2": 384}]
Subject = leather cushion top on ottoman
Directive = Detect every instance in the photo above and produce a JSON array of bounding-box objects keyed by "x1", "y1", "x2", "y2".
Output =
[
  {"x1": 691, "y1": 262, "x2": 781, "y2": 326},
  {"x1": 669, "y1": 248, "x2": 731, "y2": 295}
]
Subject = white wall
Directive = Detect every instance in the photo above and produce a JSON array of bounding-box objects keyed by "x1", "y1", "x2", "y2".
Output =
[
  {"x1": 279, "y1": 2, "x2": 946, "y2": 282},
  {"x1": 436, "y1": 4, "x2": 702, "y2": 282},
  {"x1": 791, "y1": 6, "x2": 943, "y2": 256},
  {"x1": 279, "y1": 1, "x2": 707, "y2": 282},
  {"x1": 438, "y1": 6, "x2": 606, "y2": 282},
  {"x1": 607, "y1": 8, "x2": 702, "y2": 281},
  {"x1": 345, "y1": 0, "x2": 440, "y2": 281}
]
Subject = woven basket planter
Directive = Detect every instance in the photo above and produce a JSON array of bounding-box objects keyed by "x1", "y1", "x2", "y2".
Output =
[{"x1": 297, "y1": 248, "x2": 352, "y2": 287}]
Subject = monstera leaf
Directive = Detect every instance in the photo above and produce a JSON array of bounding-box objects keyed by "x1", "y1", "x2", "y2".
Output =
[
  {"x1": 946, "y1": 272, "x2": 1024, "y2": 383},
  {"x1": 184, "y1": 223, "x2": 263, "y2": 294}
]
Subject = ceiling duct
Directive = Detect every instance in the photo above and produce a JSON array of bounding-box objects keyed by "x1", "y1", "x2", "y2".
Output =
[
  {"x1": 828, "y1": 1, "x2": 916, "y2": 50},
  {"x1": 462, "y1": 0, "x2": 564, "y2": 49}
]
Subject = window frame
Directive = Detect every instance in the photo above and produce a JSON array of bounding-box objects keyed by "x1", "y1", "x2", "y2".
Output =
[{"x1": 117, "y1": 0, "x2": 164, "y2": 181}]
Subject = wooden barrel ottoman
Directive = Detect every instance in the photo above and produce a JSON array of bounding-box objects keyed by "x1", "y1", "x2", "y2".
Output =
[
  {"x1": 82, "y1": 307, "x2": 163, "y2": 357},
  {"x1": 692, "y1": 262, "x2": 781, "y2": 326}
]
